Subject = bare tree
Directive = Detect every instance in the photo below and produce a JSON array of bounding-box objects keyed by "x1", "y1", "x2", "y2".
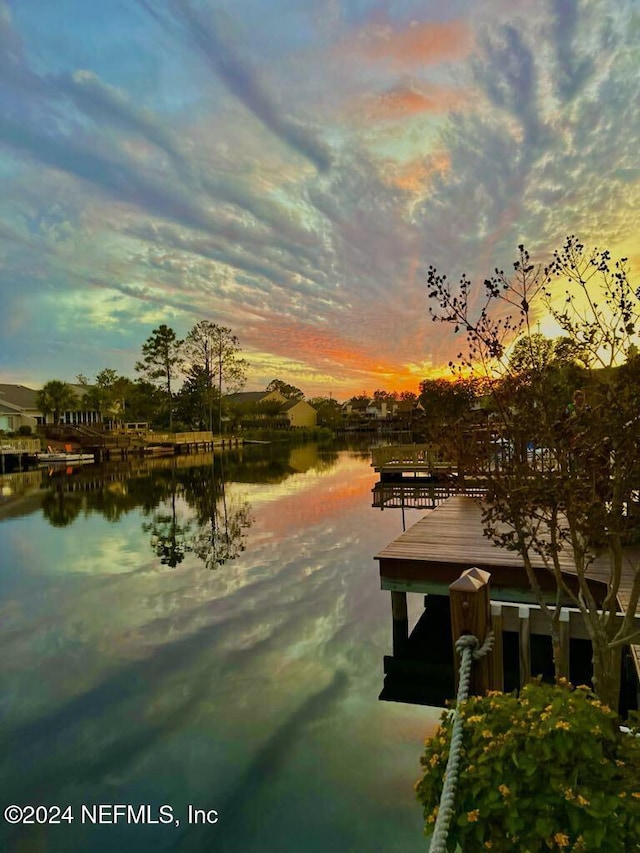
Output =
[
  {"x1": 182, "y1": 322, "x2": 247, "y2": 434},
  {"x1": 427, "y1": 237, "x2": 640, "y2": 709}
]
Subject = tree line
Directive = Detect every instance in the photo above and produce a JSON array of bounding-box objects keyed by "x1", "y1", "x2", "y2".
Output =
[{"x1": 36, "y1": 322, "x2": 248, "y2": 432}]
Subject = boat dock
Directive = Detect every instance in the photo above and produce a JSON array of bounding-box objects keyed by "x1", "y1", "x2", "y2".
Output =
[
  {"x1": 0, "y1": 438, "x2": 41, "y2": 473},
  {"x1": 375, "y1": 495, "x2": 640, "y2": 705},
  {"x1": 371, "y1": 443, "x2": 454, "y2": 480}
]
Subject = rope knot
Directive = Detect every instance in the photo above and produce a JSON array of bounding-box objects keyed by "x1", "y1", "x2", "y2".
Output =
[
  {"x1": 454, "y1": 633, "x2": 479, "y2": 654},
  {"x1": 455, "y1": 631, "x2": 494, "y2": 660}
]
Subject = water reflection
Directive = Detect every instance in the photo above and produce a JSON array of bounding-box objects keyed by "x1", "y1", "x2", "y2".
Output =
[
  {"x1": 2, "y1": 444, "x2": 340, "y2": 570},
  {"x1": 0, "y1": 444, "x2": 438, "y2": 853}
]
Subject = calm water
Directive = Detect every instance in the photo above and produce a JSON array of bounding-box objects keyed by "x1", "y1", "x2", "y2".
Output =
[{"x1": 0, "y1": 444, "x2": 439, "y2": 853}]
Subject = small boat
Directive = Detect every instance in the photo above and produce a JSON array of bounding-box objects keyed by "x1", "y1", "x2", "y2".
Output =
[
  {"x1": 37, "y1": 446, "x2": 95, "y2": 465},
  {"x1": 143, "y1": 445, "x2": 174, "y2": 456}
]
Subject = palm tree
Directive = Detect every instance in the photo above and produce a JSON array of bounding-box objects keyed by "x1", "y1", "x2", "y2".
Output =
[{"x1": 36, "y1": 380, "x2": 78, "y2": 424}]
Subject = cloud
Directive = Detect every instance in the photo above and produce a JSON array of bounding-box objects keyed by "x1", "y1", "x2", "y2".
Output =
[
  {"x1": 1, "y1": 0, "x2": 638, "y2": 396},
  {"x1": 356, "y1": 83, "x2": 468, "y2": 121},
  {"x1": 339, "y1": 17, "x2": 473, "y2": 68},
  {"x1": 55, "y1": 69, "x2": 184, "y2": 164},
  {"x1": 139, "y1": 0, "x2": 332, "y2": 172}
]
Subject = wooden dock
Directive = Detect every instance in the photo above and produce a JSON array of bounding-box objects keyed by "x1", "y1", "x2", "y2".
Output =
[
  {"x1": 375, "y1": 495, "x2": 640, "y2": 687},
  {"x1": 371, "y1": 443, "x2": 454, "y2": 479}
]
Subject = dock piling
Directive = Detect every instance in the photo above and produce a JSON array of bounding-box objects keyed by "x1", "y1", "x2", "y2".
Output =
[{"x1": 449, "y1": 568, "x2": 492, "y2": 695}]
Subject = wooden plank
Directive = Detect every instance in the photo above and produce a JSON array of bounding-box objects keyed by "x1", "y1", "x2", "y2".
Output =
[
  {"x1": 490, "y1": 603, "x2": 504, "y2": 692},
  {"x1": 519, "y1": 606, "x2": 531, "y2": 686},
  {"x1": 558, "y1": 608, "x2": 570, "y2": 680}
]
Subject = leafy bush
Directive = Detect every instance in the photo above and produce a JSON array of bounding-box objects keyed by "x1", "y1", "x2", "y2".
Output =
[
  {"x1": 416, "y1": 680, "x2": 640, "y2": 852},
  {"x1": 17, "y1": 425, "x2": 33, "y2": 435}
]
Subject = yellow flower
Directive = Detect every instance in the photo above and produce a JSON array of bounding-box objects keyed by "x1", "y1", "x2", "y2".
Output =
[
  {"x1": 590, "y1": 726, "x2": 601, "y2": 736},
  {"x1": 481, "y1": 730, "x2": 492, "y2": 739},
  {"x1": 429, "y1": 754, "x2": 440, "y2": 767},
  {"x1": 631, "y1": 792, "x2": 640, "y2": 800},
  {"x1": 484, "y1": 842, "x2": 493, "y2": 849},
  {"x1": 467, "y1": 809, "x2": 480, "y2": 822},
  {"x1": 467, "y1": 715, "x2": 484, "y2": 724},
  {"x1": 618, "y1": 791, "x2": 627, "y2": 798},
  {"x1": 563, "y1": 788, "x2": 574, "y2": 801},
  {"x1": 498, "y1": 784, "x2": 511, "y2": 797},
  {"x1": 555, "y1": 720, "x2": 570, "y2": 731},
  {"x1": 615, "y1": 759, "x2": 625, "y2": 767},
  {"x1": 553, "y1": 832, "x2": 570, "y2": 848},
  {"x1": 575, "y1": 794, "x2": 590, "y2": 807}
]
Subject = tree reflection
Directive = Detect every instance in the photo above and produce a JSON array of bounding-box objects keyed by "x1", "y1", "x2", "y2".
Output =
[
  {"x1": 141, "y1": 467, "x2": 192, "y2": 568},
  {"x1": 183, "y1": 455, "x2": 252, "y2": 570},
  {"x1": 31, "y1": 442, "x2": 345, "y2": 567},
  {"x1": 40, "y1": 483, "x2": 83, "y2": 527}
]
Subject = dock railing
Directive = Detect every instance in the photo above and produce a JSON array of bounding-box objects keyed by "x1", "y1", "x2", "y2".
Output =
[
  {"x1": 0, "y1": 438, "x2": 41, "y2": 453},
  {"x1": 371, "y1": 443, "x2": 452, "y2": 470},
  {"x1": 449, "y1": 567, "x2": 640, "y2": 690}
]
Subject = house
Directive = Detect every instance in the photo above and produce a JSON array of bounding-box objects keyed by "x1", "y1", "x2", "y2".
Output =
[
  {"x1": 280, "y1": 398, "x2": 317, "y2": 428},
  {"x1": 0, "y1": 383, "x2": 102, "y2": 430},
  {"x1": 225, "y1": 389, "x2": 317, "y2": 428},
  {"x1": 0, "y1": 384, "x2": 41, "y2": 431},
  {"x1": 343, "y1": 396, "x2": 396, "y2": 421}
]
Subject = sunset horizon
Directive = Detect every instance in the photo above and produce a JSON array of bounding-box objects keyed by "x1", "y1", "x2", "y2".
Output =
[{"x1": 1, "y1": 0, "x2": 638, "y2": 398}]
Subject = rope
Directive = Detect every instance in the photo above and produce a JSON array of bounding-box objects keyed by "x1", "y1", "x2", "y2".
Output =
[{"x1": 428, "y1": 631, "x2": 494, "y2": 853}]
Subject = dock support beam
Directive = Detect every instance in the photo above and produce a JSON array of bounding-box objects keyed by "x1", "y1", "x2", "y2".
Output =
[{"x1": 390, "y1": 590, "x2": 409, "y2": 656}]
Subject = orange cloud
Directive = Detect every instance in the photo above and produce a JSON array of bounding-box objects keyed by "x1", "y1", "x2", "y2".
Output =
[
  {"x1": 342, "y1": 18, "x2": 473, "y2": 68},
  {"x1": 390, "y1": 151, "x2": 450, "y2": 193},
  {"x1": 361, "y1": 84, "x2": 469, "y2": 121},
  {"x1": 244, "y1": 313, "x2": 429, "y2": 397}
]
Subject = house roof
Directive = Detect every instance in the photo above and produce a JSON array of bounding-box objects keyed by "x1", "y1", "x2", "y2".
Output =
[
  {"x1": 0, "y1": 382, "x2": 91, "y2": 413},
  {"x1": 346, "y1": 398, "x2": 371, "y2": 410},
  {"x1": 0, "y1": 399, "x2": 24, "y2": 414},
  {"x1": 0, "y1": 384, "x2": 39, "y2": 410},
  {"x1": 280, "y1": 398, "x2": 315, "y2": 413},
  {"x1": 225, "y1": 391, "x2": 273, "y2": 405}
]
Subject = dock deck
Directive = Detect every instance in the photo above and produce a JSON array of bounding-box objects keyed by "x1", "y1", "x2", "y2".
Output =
[{"x1": 375, "y1": 495, "x2": 640, "y2": 680}]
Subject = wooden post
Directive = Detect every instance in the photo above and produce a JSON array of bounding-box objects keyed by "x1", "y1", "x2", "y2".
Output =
[
  {"x1": 519, "y1": 606, "x2": 531, "y2": 686},
  {"x1": 490, "y1": 602, "x2": 504, "y2": 692},
  {"x1": 450, "y1": 568, "x2": 491, "y2": 695},
  {"x1": 558, "y1": 608, "x2": 570, "y2": 680},
  {"x1": 390, "y1": 590, "x2": 409, "y2": 656}
]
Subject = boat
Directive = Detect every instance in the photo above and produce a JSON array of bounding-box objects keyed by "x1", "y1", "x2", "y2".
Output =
[{"x1": 36, "y1": 451, "x2": 95, "y2": 465}]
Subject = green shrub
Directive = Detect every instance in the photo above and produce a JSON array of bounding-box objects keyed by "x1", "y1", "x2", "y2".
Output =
[
  {"x1": 17, "y1": 425, "x2": 33, "y2": 435},
  {"x1": 416, "y1": 680, "x2": 640, "y2": 852}
]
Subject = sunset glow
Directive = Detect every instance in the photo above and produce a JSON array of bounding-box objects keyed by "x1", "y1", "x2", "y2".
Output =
[{"x1": 1, "y1": 0, "x2": 638, "y2": 397}]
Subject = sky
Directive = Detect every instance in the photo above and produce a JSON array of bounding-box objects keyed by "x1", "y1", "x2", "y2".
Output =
[{"x1": 0, "y1": 0, "x2": 639, "y2": 399}]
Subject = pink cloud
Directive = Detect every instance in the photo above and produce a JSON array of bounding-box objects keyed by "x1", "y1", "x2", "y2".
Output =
[{"x1": 339, "y1": 17, "x2": 473, "y2": 68}]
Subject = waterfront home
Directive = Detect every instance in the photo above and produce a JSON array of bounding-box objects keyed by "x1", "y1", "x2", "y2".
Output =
[
  {"x1": 280, "y1": 398, "x2": 317, "y2": 428},
  {"x1": 0, "y1": 383, "x2": 102, "y2": 428},
  {"x1": 225, "y1": 389, "x2": 317, "y2": 428}
]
